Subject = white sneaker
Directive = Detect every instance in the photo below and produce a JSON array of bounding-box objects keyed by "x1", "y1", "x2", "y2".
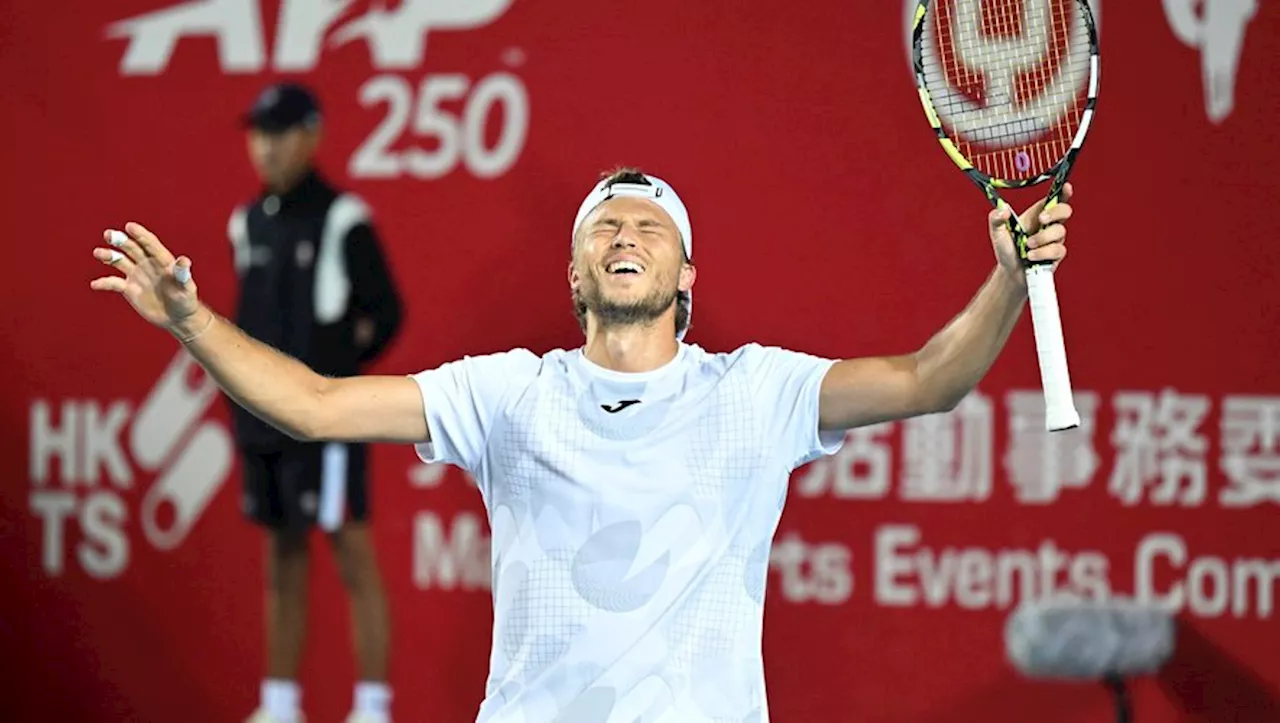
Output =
[
  {"x1": 344, "y1": 712, "x2": 389, "y2": 723},
  {"x1": 245, "y1": 708, "x2": 305, "y2": 723}
]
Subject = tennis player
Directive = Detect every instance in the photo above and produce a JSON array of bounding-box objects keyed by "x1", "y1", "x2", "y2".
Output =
[{"x1": 90, "y1": 168, "x2": 1072, "y2": 722}]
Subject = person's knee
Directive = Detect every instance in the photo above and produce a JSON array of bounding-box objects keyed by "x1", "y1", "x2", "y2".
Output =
[
  {"x1": 266, "y1": 528, "x2": 310, "y2": 593},
  {"x1": 328, "y1": 524, "x2": 382, "y2": 594}
]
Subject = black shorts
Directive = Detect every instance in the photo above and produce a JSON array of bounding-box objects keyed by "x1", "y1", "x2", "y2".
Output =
[{"x1": 240, "y1": 442, "x2": 369, "y2": 531}]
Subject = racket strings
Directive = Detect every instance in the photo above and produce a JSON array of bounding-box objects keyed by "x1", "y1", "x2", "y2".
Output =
[{"x1": 920, "y1": 0, "x2": 1091, "y2": 181}]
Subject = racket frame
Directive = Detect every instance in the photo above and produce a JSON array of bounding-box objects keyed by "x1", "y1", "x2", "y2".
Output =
[{"x1": 910, "y1": 0, "x2": 1100, "y2": 432}]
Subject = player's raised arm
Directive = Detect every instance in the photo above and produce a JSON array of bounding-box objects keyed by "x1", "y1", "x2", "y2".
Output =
[
  {"x1": 89, "y1": 222, "x2": 427, "y2": 444},
  {"x1": 817, "y1": 191, "x2": 1073, "y2": 431}
]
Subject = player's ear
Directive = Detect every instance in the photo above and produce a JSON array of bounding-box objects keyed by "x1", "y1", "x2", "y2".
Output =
[
  {"x1": 678, "y1": 262, "x2": 696, "y2": 293},
  {"x1": 567, "y1": 260, "x2": 580, "y2": 290}
]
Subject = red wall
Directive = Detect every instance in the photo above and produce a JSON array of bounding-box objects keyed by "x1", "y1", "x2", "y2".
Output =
[{"x1": 2, "y1": 1, "x2": 1278, "y2": 721}]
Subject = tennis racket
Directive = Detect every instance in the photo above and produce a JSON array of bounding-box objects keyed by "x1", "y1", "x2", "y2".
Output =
[{"x1": 910, "y1": 0, "x2": 1098, "y2": 432}]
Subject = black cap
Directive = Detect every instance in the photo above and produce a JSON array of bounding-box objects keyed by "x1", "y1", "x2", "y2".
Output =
[{"x1": 241, "y1": 82, "x2": 321, "y2": 133}]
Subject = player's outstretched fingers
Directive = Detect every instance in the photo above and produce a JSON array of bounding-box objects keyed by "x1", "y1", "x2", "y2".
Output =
[
  {"x1": 124, "y1": 222, "x2": 175, "y2": 265},
  {"x1": 93, "y1": 246, "x2": 136, "y2": 275},
  {"x1": 105, "y1": 229, "x2": 148, "y2": 266},
  {"x1": 89, "y1": 276, "x2": 127, "y2": 293}
]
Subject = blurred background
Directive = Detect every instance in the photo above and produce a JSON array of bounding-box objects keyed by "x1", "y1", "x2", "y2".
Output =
[{"x1": 2, "y1": 0, "x2": 1278, "y2": 721}]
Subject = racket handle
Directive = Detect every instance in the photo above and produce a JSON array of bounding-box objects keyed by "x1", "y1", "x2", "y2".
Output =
[{"x1": 1024, "y1": 264, "x2": 1080, "y2": 432}]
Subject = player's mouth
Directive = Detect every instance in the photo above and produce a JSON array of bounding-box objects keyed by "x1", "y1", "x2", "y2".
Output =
[{"x1": 604, "y1": 260, "x2": 645, "y2": 276}]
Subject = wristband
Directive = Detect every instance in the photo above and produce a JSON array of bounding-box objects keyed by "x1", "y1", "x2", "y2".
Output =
[{"x1": 175, "y1": 312, "x2": 214, "y2": 344}]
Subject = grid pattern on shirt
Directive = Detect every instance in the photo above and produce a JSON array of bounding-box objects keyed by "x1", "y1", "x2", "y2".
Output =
[
  {"x1": 490, "y1": 380, "x2": 587, "y2": 504},
  {"x1": 491, "y1": 391, "x2": 541, "y2": 502},
  {"x1": 501, "y1": 548, "x2": 588, "y2": 671},
  {"x1": 667, "y1": 545, "x2": 758, "y2": 675},
  {"x1": 540, "y1": 379, "x2": 595, "y2": 494},
  {"x1": 684, "y1": 367, "x2": 765, "y2": 502}
]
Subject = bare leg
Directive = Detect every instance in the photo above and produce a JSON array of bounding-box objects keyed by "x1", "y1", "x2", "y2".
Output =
[
  {"x1": 265, "y1": 528, "x2": 311, "y2": 679},
  {"x1": 328, "y1": 522, "x2": 390, "y2": 681}
]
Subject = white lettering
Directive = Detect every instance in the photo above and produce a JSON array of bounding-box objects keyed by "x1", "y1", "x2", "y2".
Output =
[
  {"x1": 1003, "y1": 390, "x2": 1101, "y2": 504},
  {"x1": 795, "y1": 424, "x2": 894, "y2": 500},
  {"x1": 464, "y1": 73, "x2": 531, "y2": 178},
  {"x1": 30, "y1": 491, "x2": 130, "y2": 578},
  {"x1": 30, "y1": 491, "x2": 77, "y2": 576},
  {"x1": 352, "y1": 76, "x2": 413, "y2": 178},
  {"x1": 768, "y1": 533, "x2": 853, "y2": 605},
  {"x1": 1038, "y1": 538, "x2": 1069, "y2": 598},
  {"x1": 1109, "y1": 389, "x2": 1210, "y2": 507},
  {"x1": 79, "y1": 493, "x2": 130, "y2": 580},
  {"x1": 900, "y1": 392, "x2": 993, "y2": 503},
  {"x1": 84, "y1": 402, "x2": 133, "y2": 488},
  {"x1": 994, "y1": 548, "x2": 1038, "y2": 606},
  {"x1": 29, "y1": 400, "x2": 132, "y2": 487},
  {"x1": 1072, "y1": 552, "x2": 1112, "y2": 601},
  {"x1": 875, "y1": 524, "x2": 1111, "y2": 610},
  {"x1": 409, "y1": 461, "x2": 448, "y2": 487},
  {"x1": 406, "y1": 73, "x2": 471, "y2": 177},
  {"x1": 108, "y1": 0, "x2": 516, "y2": 75},
  {"x1": 1135, "y1": 532, "x2": 1186, "y2": 611},
  {"x1": 29, "y1": 350, "x2": 235, "y2": 574},
  {"x1": 811, "y1": 543, "x2": 854, "y2": 604},
  {"x1": 271, "y1": 0, "x2": 352, "y2": 72},
  {"x1": 413, "y1": 511, "x2": 491, "y2": 591},
  {"x1": 954, "y1": 549, "x2": 994, "y2": 610},
  {"x1": 1219, "y1": 395, "x2": 1280, "y2": 507},
  {"x1": 107, "y1": 0, "x2": 266, "y2": 76},
  {"x1": 30, "y1": 401, "x2": 80, "y2": 485},
  {"x1": 1134, "y1": 532, "x2": 1279, "y2": 619},
  {"x1": 1188, "y1": 556, "x2": 1230, "y2": 617},
  {"x1": 874, "y1": 524, "x2": 920, "y2": 606},
  {"x1": 350, "y1": 72, "x2": 530, "y2": 181},
  {"x1": 330, "y1": 0, "x2": 515, "y2": 70},
  {"x1": 914, "y1": 545, "x2": 954, "y2": 608},
  {"x1": 1234, "y1": 558, "x2": 1280, "y2": 619}
]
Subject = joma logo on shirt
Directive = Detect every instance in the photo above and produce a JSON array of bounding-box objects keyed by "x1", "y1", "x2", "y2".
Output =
[{"x1": 601, "y1": 400, "x2": 641, "y2": 414}]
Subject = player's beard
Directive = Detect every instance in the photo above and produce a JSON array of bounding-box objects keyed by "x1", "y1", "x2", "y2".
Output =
[{"x1": 576, "y1": 270, "x2": 678, "y2": 330}]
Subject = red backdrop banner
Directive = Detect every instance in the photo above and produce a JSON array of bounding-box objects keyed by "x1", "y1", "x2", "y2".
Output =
[{"x1": 2, "y1": 1, "x2": 1278, "y2": 721}]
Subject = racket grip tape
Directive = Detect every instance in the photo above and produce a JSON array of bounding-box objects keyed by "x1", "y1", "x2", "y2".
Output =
[{"x1": 1024, "y1": 265, "x2": 1081, "y2": 432}]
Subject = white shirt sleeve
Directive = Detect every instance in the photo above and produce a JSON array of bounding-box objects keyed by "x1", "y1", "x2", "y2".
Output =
[
  {"x1": 744, "y1": 344, "x2": 845, "y2": 470},
  {"x1": 410, "y1": 349, "x2": 541, "y2": 475}
]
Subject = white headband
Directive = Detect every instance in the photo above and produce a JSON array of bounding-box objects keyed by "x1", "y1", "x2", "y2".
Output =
[{"x1": 571, "y1": 173, "x2": 694, "y2": 339}]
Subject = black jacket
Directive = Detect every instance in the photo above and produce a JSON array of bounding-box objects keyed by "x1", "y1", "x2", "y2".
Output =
[{"x1": 227, "y1": 170, "x2": 403, "y2": 449}]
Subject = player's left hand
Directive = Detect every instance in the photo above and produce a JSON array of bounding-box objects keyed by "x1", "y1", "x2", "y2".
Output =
[{"x1": 990, "y1": 182, "x2": 1073, "y2": 285}]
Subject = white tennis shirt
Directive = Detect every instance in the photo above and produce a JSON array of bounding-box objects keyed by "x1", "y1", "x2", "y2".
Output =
[{"x1": 412, "y1": 342, "x2": 844, "y2": 722}]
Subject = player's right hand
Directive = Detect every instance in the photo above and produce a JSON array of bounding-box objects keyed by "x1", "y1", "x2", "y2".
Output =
[{"x1": 90, "y1": 222, "x2": 203, "y2": 334}]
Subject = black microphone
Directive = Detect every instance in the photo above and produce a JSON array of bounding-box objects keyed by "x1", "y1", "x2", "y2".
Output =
[{"x1": 1005, "y1": 596, "x2": 1176, "y2": 723}]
